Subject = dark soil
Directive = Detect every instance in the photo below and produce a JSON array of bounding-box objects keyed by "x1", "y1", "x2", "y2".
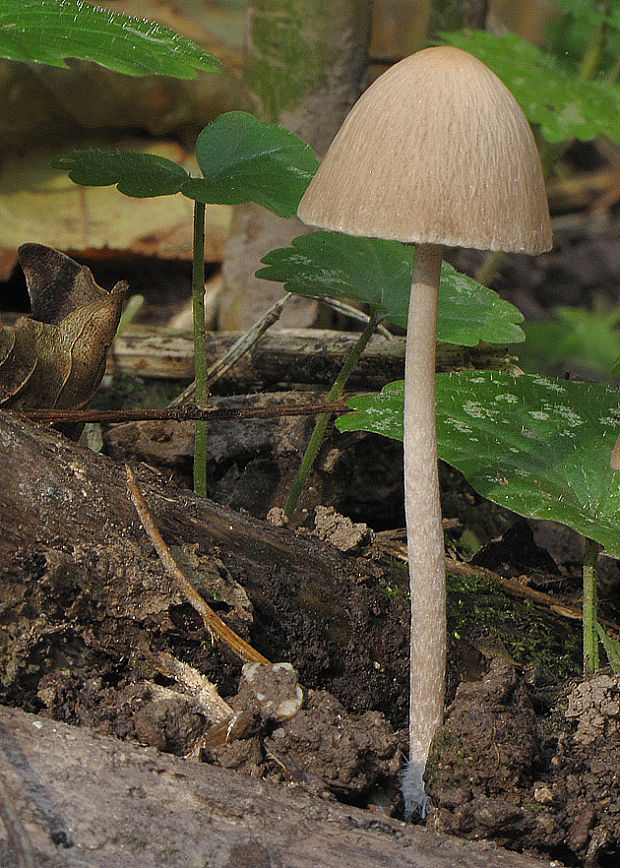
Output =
[
  {"x1": 2, "y1": 207, "x2": 620, "y2": 866},
  {"x1": 2, "y1": 400, "x2": 619, "y2": 866}
]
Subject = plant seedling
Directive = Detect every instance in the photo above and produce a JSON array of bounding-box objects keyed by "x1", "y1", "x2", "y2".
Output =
[
  {"x1": 258, "y1": 230, "x2": 526, "y2": 518},
  {"x1": 296, "y1": 45, "x2": 552, "y2": 819},
  {"x1": 53, "y1": 111, "x2": 318, "y2": 494}
]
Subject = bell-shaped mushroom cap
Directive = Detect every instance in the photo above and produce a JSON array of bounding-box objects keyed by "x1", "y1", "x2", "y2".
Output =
[{"x1": 298, "y1": 46, "x2": 552, "y2": 254}]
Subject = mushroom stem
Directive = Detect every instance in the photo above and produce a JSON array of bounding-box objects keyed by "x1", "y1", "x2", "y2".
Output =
[{"x1": 402, "y1": 242, "x2": 446, "y2": 820}]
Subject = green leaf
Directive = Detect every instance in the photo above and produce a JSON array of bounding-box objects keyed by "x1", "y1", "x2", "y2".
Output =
[
  {"x1": 337, "y1": 372, "x2": 620, "y2": 556},
  {"x1": 440, "y1": 30, "x2": 620, "y2": 144},
  {"x1": 550, "y1": 0, "x2": 619, "y2": 29},
  {"x1": 258, "y1": 231, "x2": 524, "y2": 346},
  {"x1": 53, "y1": 113, "x2": 319, "y2": 217},
  {"x1": 193, "y1": 111, "x2": 319, "y2": 218},
  {"x1": 51, "y1": 150, "x2": 190, "y2": 198},
  {"x1": 596, "y1": 623, "x2": 620, "y2": 673},
  {"x1": 546, "y1": 2, "x2": 620, "y2": 79},
  {"x1": 520, "y1": 306, "x2": 620, "y2": 379},
  {"x1": 0, "y1": 0, "x2": 220, "y2": 78}
]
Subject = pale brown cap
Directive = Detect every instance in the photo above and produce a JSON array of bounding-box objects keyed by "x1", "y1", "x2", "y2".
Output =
[{"x1": 298, "y1": 46, "x2": 552, "y2": 254}]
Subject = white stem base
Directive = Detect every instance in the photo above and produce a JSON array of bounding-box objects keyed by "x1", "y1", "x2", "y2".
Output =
[{"x1": 402, "y1": 243, "x2": 446, "y2": 821}]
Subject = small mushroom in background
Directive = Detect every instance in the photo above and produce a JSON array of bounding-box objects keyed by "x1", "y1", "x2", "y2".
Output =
[{"x1": 297, "y1": 46, "x2": 552, "y2": 819}]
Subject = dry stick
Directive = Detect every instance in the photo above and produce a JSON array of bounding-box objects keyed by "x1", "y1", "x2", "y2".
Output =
[
  {"x1": 155, "y1": 651, "x2": 234, "y2": 722},
  {"x1": 315, "y1": 296, "x2": 394, "y2": 340},
  {"x1": 376, "y1": 535, "x2": 620, "y2": 640},
  {"x1": 14, "y1": 400, "x2": 349, "y2": 426},
  {"x1": 125, "y1": 463, "x2": 270, "y2": 665},
  {"x1": 172, "y1": 292, "x2": 293, "y2": 408},
  {"x1": 152, "y1": 653, "x2": 253, "y2": 754}
]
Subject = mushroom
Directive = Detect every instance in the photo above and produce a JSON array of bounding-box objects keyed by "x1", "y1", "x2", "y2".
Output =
[{"x1": 296, "y1": 46, "x2": 552, "y2": 819}]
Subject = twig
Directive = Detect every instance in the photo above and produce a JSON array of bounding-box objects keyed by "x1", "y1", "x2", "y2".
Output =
[
  {"x1": 172, "y1": 292, "x2": 293, "y2": 407},
  {"x1": 12, "y1": 400, "x2": 350, "y2": 426},
  {"x1": 376, "y1": 532, "x2": 620, "y2": 638},
  {"x1": 125, "y1": 463, "x2": 270, "y2": 665},
  {"x1": 154, "y1": 652, "x2": 234, "y2": 722},
  {"x1": 153, "y1": 653, "x2": 255, "y2": 754},
  {"x1": 313, "y1": 296, "x2": 394, "y2": 340}
]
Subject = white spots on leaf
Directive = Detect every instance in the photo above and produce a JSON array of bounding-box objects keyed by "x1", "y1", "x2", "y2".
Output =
[
  {"x1": 462, "y1": 401, "x2": 499, "y2": 420},
  {"x1": 529, "y1": 410, "x2": 550, "y2": 421},
  {"x1": 494, "y1": 393, "x2": 518, "y2": 404},
  {"x1": 533, "y1": 377, "x2": 565, "y2": 393},
  {"x1": 552, "y1": 405, "x2": 584, "y2": 427},
  {"x1": 558, "y1": 103, "x2": 586, "y2": 128},
  {"x1": 484, "y1": 472, "x2": 510, "y2": 486},
  {"x1": 446, "y1": 418, "x2": 473, "y2": 434}
]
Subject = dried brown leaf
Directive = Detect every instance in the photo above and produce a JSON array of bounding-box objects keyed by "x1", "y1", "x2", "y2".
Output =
[{"x1": 0, "y1": 245, "x2": 125, "y2": 412}]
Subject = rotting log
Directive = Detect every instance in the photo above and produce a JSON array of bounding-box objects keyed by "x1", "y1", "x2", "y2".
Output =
[
  {"x1": 0, "y1": 704, "x2": 553, "y2": 868},
  {"x1": 108, "y1": 326, "x2": 518, "y2": 389},
  {"x1": 0, "y1": 410, "x2": 410, "y2": 724}
]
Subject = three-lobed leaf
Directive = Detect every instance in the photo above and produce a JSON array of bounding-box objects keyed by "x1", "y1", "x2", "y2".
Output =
[
  {"x1": 258, "y1": 231, "x2": 524, "y2": 346},
  {"x1": 0, "y1": 0, "x2": 220, "y2": 78},
  {"x1": 192, "y1": 111, "x2": 319, "y2": 217},
  {"x1": 52, "y1": 150, "x2": 189, "y2": 198},
  {"x1": 53, "y1": 112, "x2": 318, "y2": 218},
  {"x1": 337, "y1": 371, "x2": 620, "y2": 557},
  {"x1": 441, "y1": 30, "x2": 620, "y2": 145}
]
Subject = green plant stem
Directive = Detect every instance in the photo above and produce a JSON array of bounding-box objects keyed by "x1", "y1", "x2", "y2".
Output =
[
  {"x1": 284, "y1": 310, "x2": 382, "y2": 519},
  {"x1": 578, "y1": 16, "x2": 610, "y2": 83},
  {"x1": 473, "y1": 249, "x2": 504, "y2": 288},
  {"x1": 192, "y1": 200, "x2": 208, "y2": 496},
  {"x1": 171, "y1": 292, "x2": 293, "y2": 409},
  {"x1": 583, "y1": 535, "x2": 601, "y2": 676},
  {"x1": 604, "y1": 53, "x2": 620, "y2": 85}
]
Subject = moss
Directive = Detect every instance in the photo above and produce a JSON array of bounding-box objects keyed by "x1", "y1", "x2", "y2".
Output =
[
  {"x1": 245, "y1": 0, "x2": 370, "y2": 121},
  {"x1": 447, "y1": 570, "x2": 580, "y2": 681},
  {"x1": 425, "y1": 730, "x2": 467, "y2": 787}
]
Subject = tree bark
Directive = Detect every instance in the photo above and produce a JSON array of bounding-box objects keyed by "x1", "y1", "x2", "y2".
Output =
[
  {"x1": 0, "y1": 704, "x2": 554, "y2": 868},
  {"x1": 219, "y1": 0, "x2": 374, "y2": 330}
]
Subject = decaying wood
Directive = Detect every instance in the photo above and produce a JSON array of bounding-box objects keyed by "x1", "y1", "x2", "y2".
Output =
[
  {"x1": 125, "y1": 463, "x2": 271, "y2": 665},
  {"x1": 0, "y1": 704, "x2": 552, "y2": 868},
  {"x1": 0, "y1": 409, "x2": 410, "y2": 723},
  {"x1": 109, "y1": 326, "x2": 518, "y2": 389},
  {"x1": 377, "y1": 532, "x2": 620, "y2": 640}
]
